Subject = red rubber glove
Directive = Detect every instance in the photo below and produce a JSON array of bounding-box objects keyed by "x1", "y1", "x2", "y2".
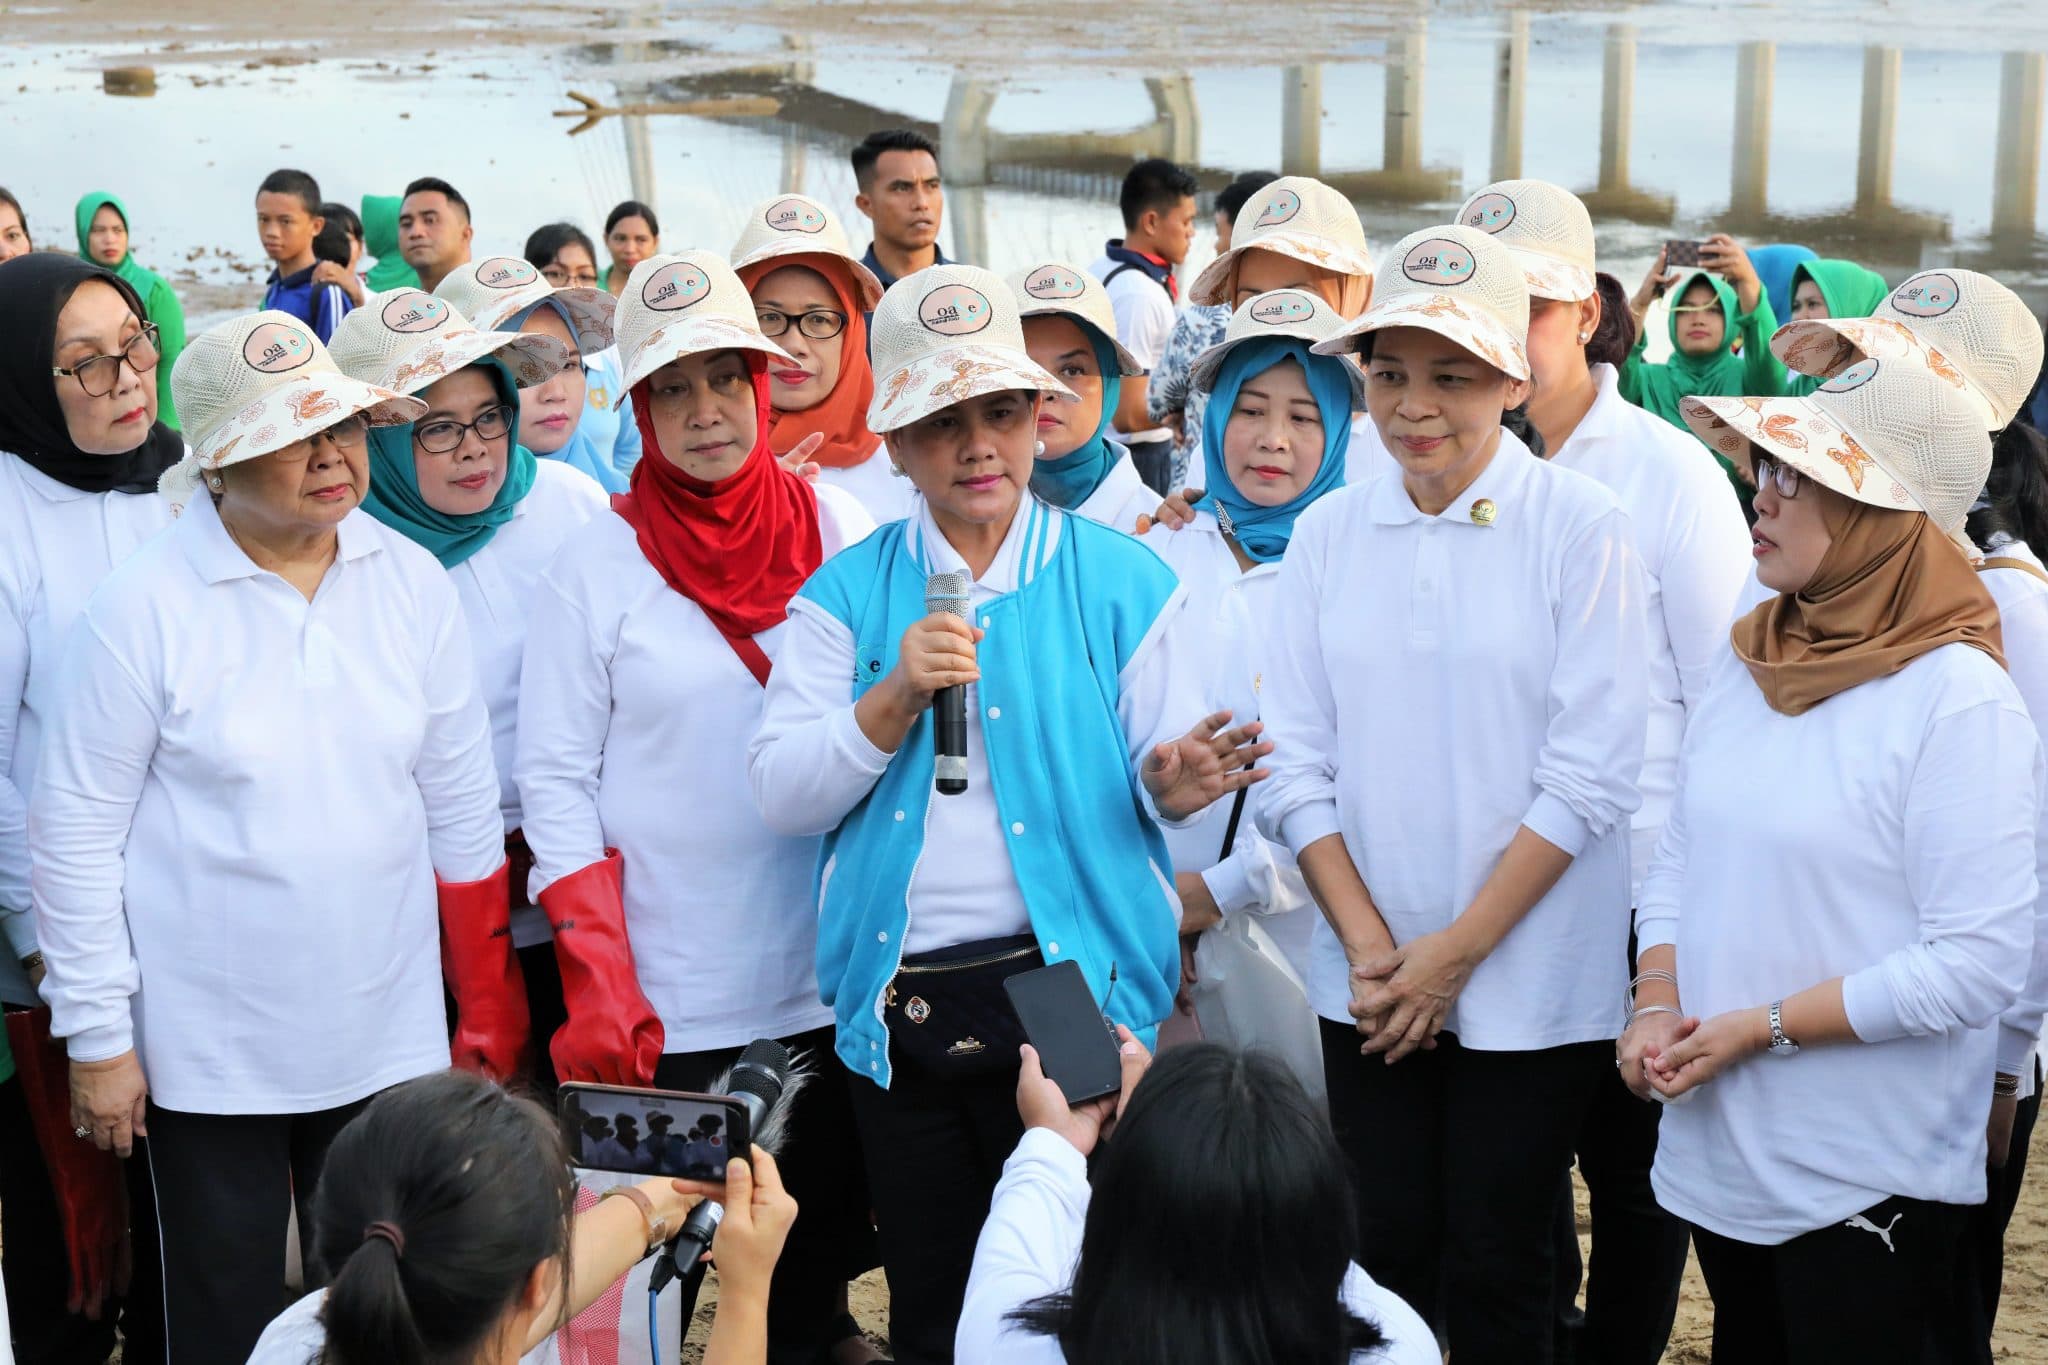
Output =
[
  {"x1": 6, "y1": 1007, "x2": 129, "y2": 1319},
  {"x1": 438, "y1": 860, "x2": 532, "y2": 1082},
  {"x1": 540, "y1": 849, "x2": 664, "y2": 1085}
]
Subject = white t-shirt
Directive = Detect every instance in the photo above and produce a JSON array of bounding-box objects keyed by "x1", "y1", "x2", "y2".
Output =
[
  {"x1": 33, "y1": 497, "x2": 503, "y2": 1112},
  {"x1": 0, "y1": 455, "x2": 171, "y2": 992},
  {"x1": 250, "y1": 1289, "x2": 552, "y2": 1364},
  {"x1": 1640, "y1": 644, "x2": 2043, "y2": 1243},
  {"x1": 1089, "y1": 252, "x2": 1175, "y2": 445},
  {"x1": 1979, "y1": 539, "x2": 2048, "y2": 1094},
  {"x1": 515, "y1": 485, "x2": 873, "y2": 1050},
  {"x1": 1258, "y1": 436, "x2": 1649, "y2": 1049},
  {"x1": 955, "y1": 1127, "x2": 1441, "y2": 1365}
]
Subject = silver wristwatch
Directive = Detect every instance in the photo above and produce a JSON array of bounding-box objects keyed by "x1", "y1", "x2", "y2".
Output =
[{"x1": 1766, "y1": 1000, "x2": 1799, "y2": 1057}]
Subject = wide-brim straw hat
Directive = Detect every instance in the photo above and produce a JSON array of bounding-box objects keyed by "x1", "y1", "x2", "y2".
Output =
[
  {"x1": 612, "y1": 251, "x2": 795, "y2": 406},
  {"x1": 1313, "y1": 224, "x2": 1531, "y2": 382},
  {"x1": 328, "y1": 289, "x2": 568, "y2": 397},
  {"x1": 434, "y1": 255, "x2": 616, "y2": 351},
  {"x1": 730, "y1": 194, "x2": 885, "y2": 311},
  {"x1": 867, "y1": 263, "x2": 1073, "y2": 434},
  {"x1": 1007, "y1": 261, "x2": 1146, "y2": 376},
  {"x1": 1189, "y1": 288, "x2": 1365, "y2": 406},
  {"x1": 1455, "y1": 179, "x2": 1596, "y2": 303},
  {"x1": 1189, "y1": 176, "x2": 1375, "y2": 307}
]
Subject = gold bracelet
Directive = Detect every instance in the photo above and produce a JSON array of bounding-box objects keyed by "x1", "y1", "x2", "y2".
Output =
[
  {"x1": 1994, "y1": 1073, "x2": 2022, "y2": 1099},
  {"x1": 598, "y1": 1184, "x2": 666, "y2": 1255}
]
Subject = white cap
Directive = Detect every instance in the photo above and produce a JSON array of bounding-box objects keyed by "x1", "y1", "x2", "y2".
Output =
[
  {"x1": 1188, "y1": 177, "x2": 1375, "y2": 307},
  {"x1": 169, "y1": 310, "x2": 423, "y2": 474},
  {"x1": 612, "y1": 251, "x2": 794, "y2": 407},
  {"x1": 1682, "y1": 357, "x2": 1992, "y2": 539},
  {"x1": 866, "y1": 263, "x2": 1073, "y2": 434},
  {"x1": 1771, "y1": 268, "x2": 2046, "y2": 430},
  {"x1": 1189, "y1": 289, "x2": 1365, "y2": 406},
  {"x1": 434, "y1": 255, "x2": 616, "y2": 351},
  {"x1": 1456, "y1": 179, "x2": 1596, "y2": 302},
  {"x1": 1314, "y1": 224, "x2": 1531, "y2": 381},
  {"x1": 730, "y1": 194, "x2": 884, "y2": 310},
  {"x1": 328, "y1": 289, "x2": 567, "y2": 398},
  {"x1": 1007, "y1": 262, "x2": 1146, "y2": 376}
]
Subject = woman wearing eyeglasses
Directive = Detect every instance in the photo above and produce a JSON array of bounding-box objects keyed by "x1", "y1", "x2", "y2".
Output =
[
  {"x1": 733, "y1": 194, "x2": 915, "y2": 524},
  {"x1": 30, "y1": 310, "x2": 517, "y2": 1362},
  {"x1": 0, "y1": 252, "x2": 181, "y2": 1365},
  {"x1": 525, "y1": 223, "x2": 643, "y2": 492},
  {"x1": 330, "y1": 288, "x2": 608, "y2": 1098}
]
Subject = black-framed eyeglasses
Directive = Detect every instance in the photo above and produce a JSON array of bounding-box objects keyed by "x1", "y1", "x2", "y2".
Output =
[
  {"x1": 51, "y1": 323, "x2": 161, "y2": 397},
  {"x1": 755, "y1": 307, "x2": 847, "y2": 340},
  {"x1": 415, "y1": 404, "x2": 514, "y2": 455},
  {"x1": 541, "y1": 264, "x2": 600, "y2": 288},
  {"x1": 1752, "y1": 453, "x2": 1803, "y2": 499},
  {"x1": 270, "y1": 412, "x2": 370, "y2": 460}
]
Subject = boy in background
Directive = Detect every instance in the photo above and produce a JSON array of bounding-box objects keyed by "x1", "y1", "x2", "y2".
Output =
[
  {"x1": 312, "y1": 201, "x2": 366, "y2": 310},
  {"x1": 256, "y1": 169, "x2": 351, "y2": 341}
]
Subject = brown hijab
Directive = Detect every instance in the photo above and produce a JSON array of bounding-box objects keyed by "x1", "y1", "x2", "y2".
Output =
[{"x1": 1732, "y1": 491, "x2": 2004, "y2": 716}]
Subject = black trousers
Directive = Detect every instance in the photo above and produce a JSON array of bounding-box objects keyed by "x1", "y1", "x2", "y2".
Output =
[
  {"x1": 143, "y1": 1096, "x2": 371, "y2": 1364},
  {"x1": 1948, "y1": 1061, "x2": 2044, "y2": 1364},
  {"x1": 517, "y1": 938, "x2": 568, "y2": 1104},
  {"x1": 1692, "y1": 1195, "x2": 1971, "y2": 1364},
  {"x1": 655, "y1": 1026, "x2": 876, "y2": 1365},
  {"x1": 1124, "y1": 437, "x2": 1173, "y2": 500},
  {"x1": 845, "y1": 1055, "x2": 1024, "y2": 1365},
  {"x1": 1322, "y1": 1019, "x2": 1608, "y2": 1365}
]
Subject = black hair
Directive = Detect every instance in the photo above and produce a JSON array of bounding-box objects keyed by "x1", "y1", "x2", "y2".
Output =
[
  {"x1": 604, "y1": 200, "x2": 659, "y2": 239},
  {"x1": 1011, "y1": 1046, "x2": 1385, "y2": 1365},
  {"x1": 851, "y1": 129, "x2": 942, "y2": 192},
  {"x1": 1584, "y1": 271, "x2": 1637, "y2": 371},
  {"x1": 314, "y1": 1071, "x2": 574, "y2": 1365},
  {"x1": 1118, "y1": 158, "x2": 1200, "y2": 231},
  {"x1": 0, "y1": 186, "x2": 25, "y2": 239},
  {"x1": 312, "y1": 203, "x2": 360, "y2": 269},
  {"x1": 403, "y1": 177, "x2": 470, "y2": 223},
  {"x1": 257, "y1": 168, "x2": 323, "y2": 216},
  {"x1": 1214, "y1": 171, "x2": 1280, "y2": 226},
  {"x1": 524, "y1": 221, "x2": 598, "y2": 270}
]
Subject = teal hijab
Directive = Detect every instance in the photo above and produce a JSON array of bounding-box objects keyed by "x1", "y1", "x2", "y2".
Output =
[
  {"x1": 362, "y1": 358, "x2": 537, "y2": 567},
  {"x1": 1029, "y1": 330, "x2": 1124, "y2": 509},
  {"x1": 1195, "y1": 338, "x2": 1352, "y2": 562}
]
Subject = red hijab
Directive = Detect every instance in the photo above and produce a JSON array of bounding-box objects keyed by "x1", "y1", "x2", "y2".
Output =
[
  {"x1": 615, "y1": 354, "x2": 823, "y2": 683},
  {"x1": 735, "y1": 253, "x2": 877, "y2": 469}
]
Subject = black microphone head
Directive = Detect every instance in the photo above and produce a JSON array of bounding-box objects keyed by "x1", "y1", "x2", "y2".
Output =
[
  {"x1": 926, "y1": 571, "x2": 971, "y2": 620},
  {"x1": 713, "y1": 1038, "x2": 807, "y2": 1154}
]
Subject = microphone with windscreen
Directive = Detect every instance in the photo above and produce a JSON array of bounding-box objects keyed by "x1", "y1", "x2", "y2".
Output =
[
  {"x1": 658, "y1": 1038, "x2": 806, "y2": 1291},
  {"x1": 926, "y1": 571, "x2": 972, "y2": 796}
]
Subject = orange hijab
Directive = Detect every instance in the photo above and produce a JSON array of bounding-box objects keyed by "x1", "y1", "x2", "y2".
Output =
[
  {"x1": 1732, "y1": 494, "x2": 2004, "y2": 716},
  {"x1": 736, "y1": 254, "x2": 877, "y2": 470}
]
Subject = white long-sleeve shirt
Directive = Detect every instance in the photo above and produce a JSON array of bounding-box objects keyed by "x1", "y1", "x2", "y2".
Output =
[
  {"x1": 0, "y1": 455, "x2": 170, "y2": 998},
  {"x1": 1070, "y1": 446, "x2": 1162, "y2": 538},
  {"x1": 1639, "y1": 643, "x2": 2041, "y2": 1244},
  {"x1": 955, "y1": 1126, "x2": 1441, "y2": 1365},
  {"x1": 447, "y1": 459, "x2": 607, "y2": 947},
  {"x1": 31, "y1": 496, "x2": 503, "y2": 1113},
  {"x1": 1258, "y1": 435, "x2": 1648, "y2": 1049},
  {"x1": 515, "y1": 486, "x2": 873, "y2": 1050},
  {"x1": 819, "y1": 440, "x2": 919, "y2": 525},
  {"x1": 1980, "y1": 540, "x2": 2048, "y2": 1094},
  {"x1": 1140, "y1": 511, "x2": 1314, "y2": 978}
]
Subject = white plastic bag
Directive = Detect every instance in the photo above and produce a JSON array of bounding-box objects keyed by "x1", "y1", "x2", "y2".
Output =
[{"x1": 1190, "y1": 911, "x2": 1326, "y2": 1107}]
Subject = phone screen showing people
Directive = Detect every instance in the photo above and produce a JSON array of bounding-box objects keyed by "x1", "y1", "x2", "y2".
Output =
[{"x1": 556, "y1": 1083, "x2": 751, "y2": 1178}]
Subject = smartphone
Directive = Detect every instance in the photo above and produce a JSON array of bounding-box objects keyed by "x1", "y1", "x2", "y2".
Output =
[
  {"x1": 557, "y1": 1082, "x2": 750, "y2": 1179},
  {"x1": 1004, "y1": 960, "x2": 1123, "y2": 1104},
  {"x1": 1663, "y1": 239, "x2": 1703, "y2": 270}
]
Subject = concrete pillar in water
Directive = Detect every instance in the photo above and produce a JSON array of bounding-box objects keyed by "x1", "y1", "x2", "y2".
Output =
[
  {"x1": 1491, "y1": 11, "x2": 1528, "y2": 183},
  {"x1": 1147, "y1": 75, "x2": 1201, "y2": 168},
  {"x1": 1994, "y1": 51, "x2": 2045, "y2": 242},
  {"x1": 942, "y1": 75, "x2": 997, "y2": 188},
  {"x1": 1731, "y1": 41, "x2": 1775, "y2": 221},
  {"x1": 1596, "y1": 24, "x2": 1634, "y2": 193},
  {"x1": 1857, "y1": 46, "x2": 1900, "y2": 208},
  {"x1": 1384, "y1": 20, "x2": 1427, "y2": 177},
  {"x1": 1282, "y1": 64, "x2": 1323, "y2": 177}
]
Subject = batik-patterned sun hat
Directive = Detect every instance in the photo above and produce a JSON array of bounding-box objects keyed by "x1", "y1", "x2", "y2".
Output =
[
  {"x1": 1006, "y1": 261, "x2": 1146, "y2": 376},
  {"x1": 730, "y1": 194, "x2": 885, "y2": 311},
  {"x1": 867, "y1": 263, "x2": 1073, "y2": 433},
  {"x1": 1455, "y1": 179, "x2": 1596, "y2": 303},
  {"x1": 612, "y1": 251, "x2": 796, "y2": 406},
  {"x1": 1189, "y1": 289, "x2": 1365, "y2": 406},
  {"x1": 1313, "y1": 224, "x2": 1530, "y2": 381},
  {"x1": 1189, "y1": 176, "x2": 1375, "y2": 307}
]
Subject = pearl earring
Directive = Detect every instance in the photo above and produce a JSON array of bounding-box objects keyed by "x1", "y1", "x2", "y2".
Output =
[
  {"x1": 1578, "y1": 332, "x2": 1591, "y2": 344},
  {"x1": 1034, "y1": 440, "x2": 1046, "y2": 457},
  {"x1": 208, "y1": 476, "x2": 225, "y2": 492}
]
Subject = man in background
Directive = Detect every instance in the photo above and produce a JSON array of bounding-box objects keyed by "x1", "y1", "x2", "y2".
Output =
[
  {"x1": 1090, "y1": 157, "x2": 1199, "y2": 494},
  {"x1": 852, "y1": 129, "x2": 950, "y2": 291},
  {"x1": 398, "y1": 176, "x2": 474, "y2": 293}
]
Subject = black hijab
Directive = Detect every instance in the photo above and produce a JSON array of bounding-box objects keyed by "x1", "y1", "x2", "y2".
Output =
[{"x1": 0, "y1": 253, "x2": 184, "y2": 493}]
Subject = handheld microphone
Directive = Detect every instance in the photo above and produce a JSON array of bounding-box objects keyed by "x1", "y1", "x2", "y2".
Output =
[
  {"x1": 926, "y1": 571, "x2": 972, "y2": 796},
  {"x1": 661, "y1": 1038, "x2": 805, "y2": 1283}
]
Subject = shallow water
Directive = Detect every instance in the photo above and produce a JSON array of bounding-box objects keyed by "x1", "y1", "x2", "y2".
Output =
[{"x1": 5, "y1": 0, "x2": 2048, "y2": 323}]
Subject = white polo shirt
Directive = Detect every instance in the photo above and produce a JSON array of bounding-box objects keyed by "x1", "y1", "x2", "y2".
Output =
[
  {"x1": 1258, "y1": 434, "x2": 1648, "y2": 1049},
  {"x1": 1089, "y1": 252, "x2": 1175, "y2": 446},
  {"x1": 1071, "y1": 446, "x2": 1163, "y2": 538},
  {"x1": 0, "y1": 455, "x2": 171, "y2": 986},
  {"x1": 32, "y1": 496, "x2": 504, "y2": 1113},
  {"x1": 1640, "y1": 644, "x2": 2041, "y2": 1243},
  {"x1": 516, "y1": 485, "x2": 874, "y2": 1050}
]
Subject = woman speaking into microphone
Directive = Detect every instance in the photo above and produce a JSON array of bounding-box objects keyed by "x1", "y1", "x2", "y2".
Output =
[{"x1": 749, "y1": 263, "x2": 1269, "y2": 1365}]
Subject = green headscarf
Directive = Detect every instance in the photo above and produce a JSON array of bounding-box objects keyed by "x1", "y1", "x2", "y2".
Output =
[
  {"x1": 361, "y1": 359, "x2": 537, "y2": 568},
  {"x1": 71, "y1": 191, "x2": 186, "y2": 430},
  {"x1": 1784, "y1": 259, "x2": 1892, "y2": 396},
  {"x1": 361, "y1": 194, "x2": 422, "y2": 293}
]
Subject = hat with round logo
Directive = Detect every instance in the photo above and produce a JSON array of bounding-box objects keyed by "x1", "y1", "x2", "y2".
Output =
[
  {"x1": 1005, "y1": 262, "x2": 1146, "y2": 377},
  {"x1": 434, "y1": 255, "x2": 616, "y2": 352},
  {"x1": 613, "y1": 251, "x2": 795, "y2": 407},
  {"x1": 1188, "y1": 289, "x2": 1365, "y2": 406},
  {"x1": 1771, "y1": 268, "x2": 2045, "y2": 431},
  {"x1": 867, "y1": 263, "x2": 1074, "y2": 434},
  {"x1": 1189, "y1": 176, "x2": 1375, "y2": 308},
  {"x1": 1682, "y1": 358, "x2": 1992, "y2": 541},
  {"x1": 328, "y1": 289, "x2": 568, "y2": 398},
  {"x1": 1313, "y1": 224, "x2": 1531, "y2": 381},
  {"x1": 730, "y1": 194, "x2": 884, "y2": 311},
  {"x1": 168, "y1": 310, "x2": 425, "y2": 478},
  {"x1": 1455, "y1": 179, "x2": 1596, "y2": 303}
]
